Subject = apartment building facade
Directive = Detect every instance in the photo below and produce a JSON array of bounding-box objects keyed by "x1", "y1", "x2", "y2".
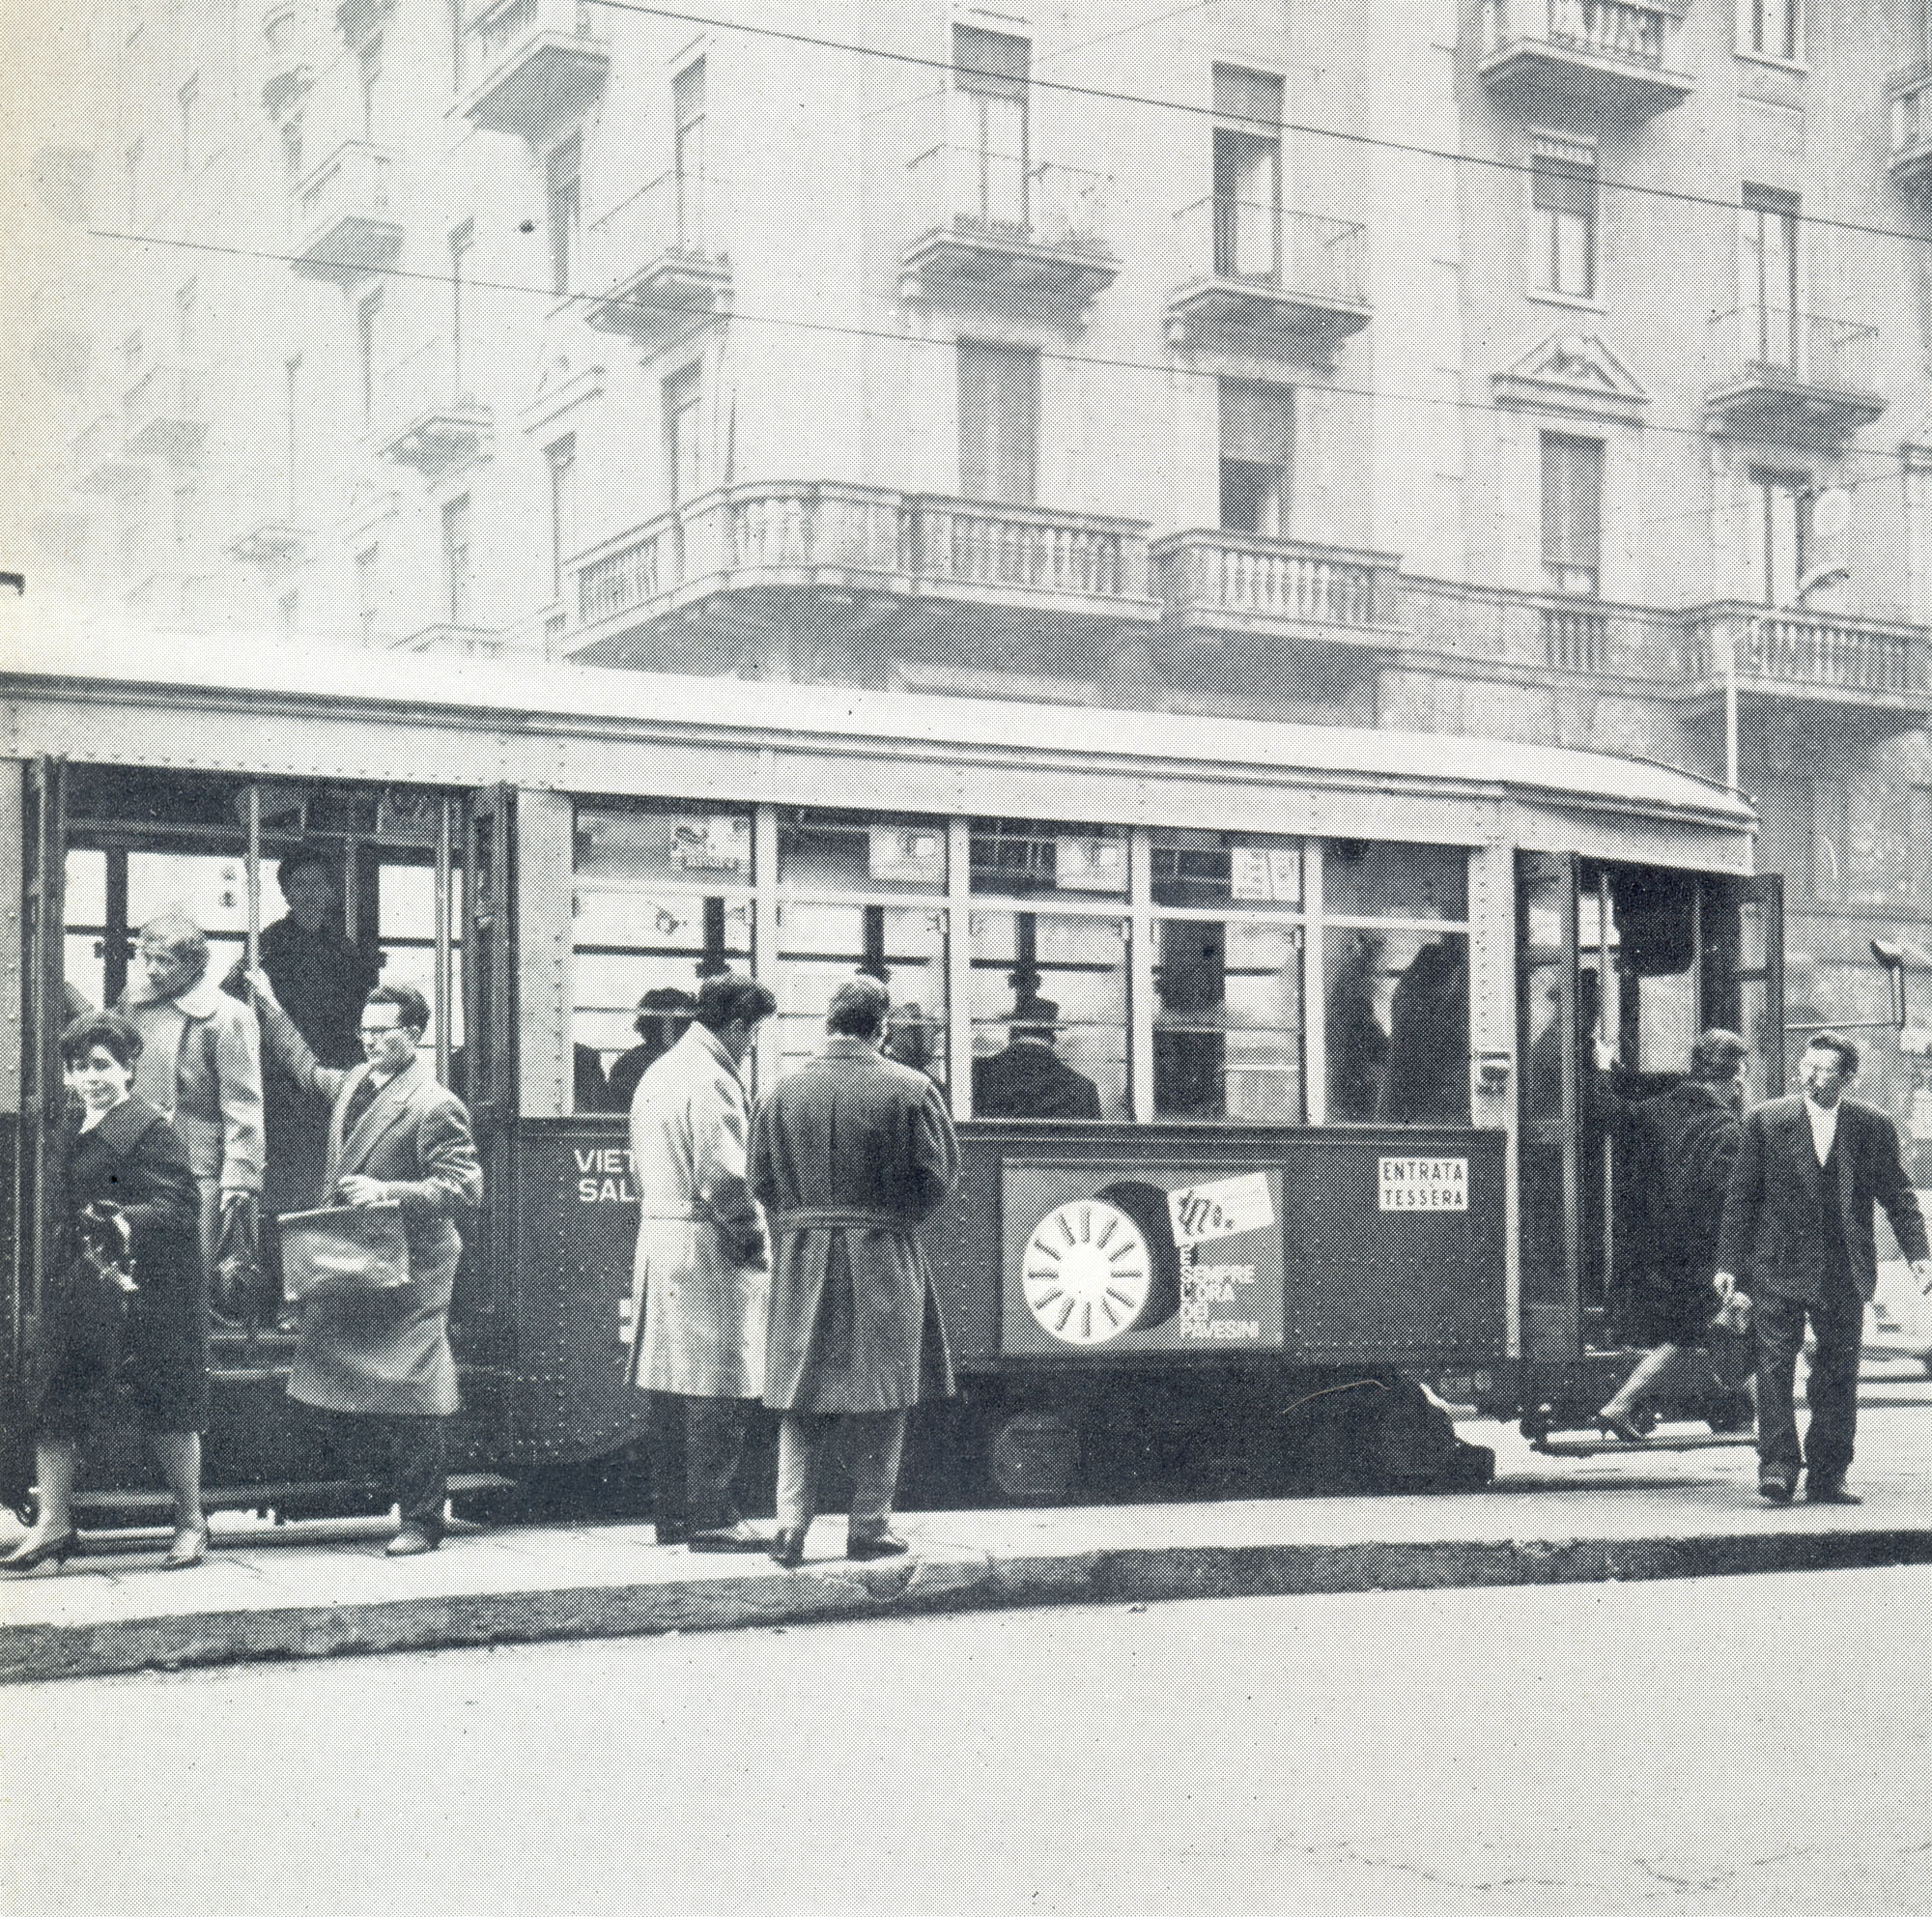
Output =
[{"x1": 16, "y1": 0, "x2": 1932, "y2": 1132}]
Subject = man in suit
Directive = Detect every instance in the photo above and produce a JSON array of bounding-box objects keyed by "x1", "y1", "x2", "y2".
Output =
[
  {"x1": 1716, "y1": 1031, "x2": 1932, "y2": 1504},
  {"x1": 625, "y1": 971, "x2": 777, "y2": 1552},
  {"x1": 251, "y1": 974, "x2": 483, "y2": 1556},
  {"x1": 972, "y1": 995, "x2": 1102, "y2": 1120},
  {"x1": 753, "y1": 977, "x2": 959, "y2": 1567}
]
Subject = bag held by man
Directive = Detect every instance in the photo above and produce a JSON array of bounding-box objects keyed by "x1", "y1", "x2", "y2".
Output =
[{"x1": 276, "y1": 1201, "x2": 412, "y2": 1302}]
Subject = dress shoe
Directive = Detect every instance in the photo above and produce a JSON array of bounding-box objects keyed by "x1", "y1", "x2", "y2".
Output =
[
  {"x1": 686, "y1": 1521, "x2": 769, "y2": 1554},
  {"x1": 767, "y1": 1527, "x2": 808, "y2": 1569},
  {"x1": 1804, "y1": 1479, "x2": 1861, "y2": 1505},
  {"x1": 162, "y1": 1518, "x2": 210, "y2": 1569},
  {"x1": 1594, "y1": 1407, "x2": 1647, "y2": 1444},
  {"x1": 385, "y1": 1527, "x2": 439, "y2": 1559},
  {"x1": 1758, "y1": 1475, "x2": 1795, "y2": 1504},
  {"x1": 847, "y1": 1530, "x2": 911, "y2": 1561},
  {"x1": 1, "y1": 1527, "x2": 77, "y2": 1573},
  {"x1": 653, "y1": 1521, "x2": 692, "y2": 1549}
]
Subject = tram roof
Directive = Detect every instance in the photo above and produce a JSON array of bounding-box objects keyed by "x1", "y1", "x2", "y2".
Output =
[{"x1": 1, "y1": 608, "x2": 1752, "y2": 834}]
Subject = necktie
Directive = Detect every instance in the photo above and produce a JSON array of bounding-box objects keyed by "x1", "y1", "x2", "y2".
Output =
[{"x1": 341, "y1": 1072, "x2": 382, "y2": 1140}]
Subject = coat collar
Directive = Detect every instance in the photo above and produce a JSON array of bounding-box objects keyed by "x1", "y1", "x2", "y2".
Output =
[
  {"x1": 72, "y1": 1093, "x2": 165, "y2": 1156},
  {"x1": 337, "y1": 1054, "x2": 432, "y2": 1173},
  {"x1": 125, "y1": 973, "x2": 226, "y2": 1019},
  {"x1": 681, "y1": 1021, "x2": 747, "y2": 1088},
  {"x1": 822, "y1": 1035, "x2": 884, "y2": 1061}
]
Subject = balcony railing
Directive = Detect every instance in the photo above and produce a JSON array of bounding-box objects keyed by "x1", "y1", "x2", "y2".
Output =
[
  {"x1": 1889, "y1": 65, "x2": 1932, "y2": 194},
  {"x1": 1164, "y1": 203, "x2": 1369, "y2": 353},
  {"x1": 1479, "y1": 0, "x2": 1691, "y2": 119},
  {"x1": 123, "y1": 363, "x2": 209, "y2": 461},
  {"x1": 582, "y1": 172, "x2": 732, "y2": 339},
  {"x1": 292, "y1": 141, "x2": 402, "y2": 278},
  {"x1": 1687, "y1": 605, "x2": 1924, "y2": 702},
  {"x1": 1153, "y1": 531, "x2": 1399, "y2": 648},
  {"x1": 899, "y1": 146, "x2": 1118, "y2": 312},
  {"x1": 459, "y1": 0, "x2": 608, "y2": 135},
  {"x1": 567, "y1": 482, "x2": 1156, "y2": 665},
  {"x1": 1542, "y1": 601, "x2": 1607, "y2": 672},
  {"x1": 372, "y1": 338, "x2": 491, "y2": 472},
  {"x1": 1706, "y1": 309, "x2": 1884, "y2": 446}
]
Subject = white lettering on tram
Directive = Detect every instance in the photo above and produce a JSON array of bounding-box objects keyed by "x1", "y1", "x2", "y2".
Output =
[{"x1": 1377, "y1": 1157, "x2": 1469, "y2": 1212}]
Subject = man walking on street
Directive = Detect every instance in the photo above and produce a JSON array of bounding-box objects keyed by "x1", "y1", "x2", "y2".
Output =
[
  {"x1": 1716, "y1": 1030, "x2": 1932, "y2": 1505},
  {"x1": 753, "y1": 976, "x2": 959, "y2": 1568},
  {"x1": 627, "y1": 972, "x2": 777, "y2": 1552}
]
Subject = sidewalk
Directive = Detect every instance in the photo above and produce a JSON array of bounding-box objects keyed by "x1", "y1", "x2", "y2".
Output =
[{"x1": 5, "y1": 1390, "x2": 1930, "y2": 1686}]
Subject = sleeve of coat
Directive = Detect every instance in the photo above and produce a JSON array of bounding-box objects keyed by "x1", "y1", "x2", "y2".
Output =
[
  {"x1": 1868, "y1": 1108, "x2": 1930, "y2": 1264},
  {"x1": 1685, "y1": 1109, "x2": 1743, "y2": 1223},
  {"x1": 906, "y1": 1079, "x2": 961, "y2": 1224},
  {"x1": 215, "y1": 1002, "x2": 267, "y2": 1194},
  {"x1": 118, "y1": 1118, "x2": 201, "y2": 1251},
  {"x1": 253, "y1": 994, "x2": 346, "y2": 1109},
  {"x1": 693, "y1": 1087, "x2": 764, "y2": 1267},
  {"x1": 1715, "y1": 1108, "x2": 1763, "y2": 1282},
  {"x1": 748, "y1": 1097, "x2": 780, "y2": 1216},
  {"x1": 376, "y1": 1095, "x2": 484, "y2": 1222}
]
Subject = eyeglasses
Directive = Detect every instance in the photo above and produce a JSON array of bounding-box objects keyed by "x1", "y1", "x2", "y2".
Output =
[{"x1": 359, "y1": 1022, "x2": 406, "y2": 1038}]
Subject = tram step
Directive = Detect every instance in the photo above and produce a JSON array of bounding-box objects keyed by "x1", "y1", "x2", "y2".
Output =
[
  {"x1": 1532, "y1": 1431, "x2": 1757, "y2": 1458},
  {"x1": 71, "y1": 1473, "x2": 518, "y2": 1518}
]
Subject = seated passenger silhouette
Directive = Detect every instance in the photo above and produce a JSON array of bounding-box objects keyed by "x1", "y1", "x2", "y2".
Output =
[{"x1": 973, "y1": 995, "x2": 1102, "y2": 1120}]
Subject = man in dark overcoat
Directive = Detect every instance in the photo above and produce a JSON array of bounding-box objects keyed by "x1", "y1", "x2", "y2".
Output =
[
  {"x1": 752, "y1": 976, "x2": 959, "y2": 1567},
  {"x1": 252, "y1": 974, "x2": 483, "y2": 1555},
  {"x1": 1716, "y1": 1030, "x2": 1932, "y2": 1504},
  {"x1": 972, "y1": 994, "x2": 1101, "y2": 1120}
]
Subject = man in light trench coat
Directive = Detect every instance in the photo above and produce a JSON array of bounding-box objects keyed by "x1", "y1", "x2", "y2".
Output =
[
  {"x1": 626, "y1": 972, "x2": 778, "y2": 1551},
  {"x1": 752, "y1": 976, "x2": 959, "y2": 1568}
]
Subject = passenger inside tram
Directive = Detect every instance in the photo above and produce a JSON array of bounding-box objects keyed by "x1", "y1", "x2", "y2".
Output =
[
  {"x1": 973, "y1": 992, "x2": 1102, "y2": 1120},
  {"x1": 603, "y1": 987, "x2": 699, "y2": 1114}
]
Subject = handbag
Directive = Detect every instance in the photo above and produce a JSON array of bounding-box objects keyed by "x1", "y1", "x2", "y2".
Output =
[
  {"x1": 276, "y1": 1201, "x2": 412, "y2": 1303},
  {"x1": 212, "y1": 1193, "x2": 266, "y2": 1324}
]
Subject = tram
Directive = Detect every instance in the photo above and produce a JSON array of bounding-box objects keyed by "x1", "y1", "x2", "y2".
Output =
[{"x1": 1, "y1": 619, "x2": 1783, "y2": 1518}]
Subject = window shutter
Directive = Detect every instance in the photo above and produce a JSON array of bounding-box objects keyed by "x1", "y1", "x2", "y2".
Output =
[
  {"x1": 959, "y1": 343, "x2": 1037, "y2": 505},
  {"x1": 1541, "y1": 435, "x2": 1603, "y2": 573},
  {"x1": 1219, "y1": 381, "x2": 1294, "y2": 470}
]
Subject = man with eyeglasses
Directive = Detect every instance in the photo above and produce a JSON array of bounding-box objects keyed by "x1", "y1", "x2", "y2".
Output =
[{"x1": 252, "y1": 974, "x2": 482, "y2": 1557}]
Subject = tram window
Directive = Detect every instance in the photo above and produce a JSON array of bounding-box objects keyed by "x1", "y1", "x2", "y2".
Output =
[
  {"x1": 778, "y1": 808, "x2": 947, "y2": 898},
  {"x1": 1325, "y1": 929, "x2": 1469, "y2": 1124},
  {"x1": 971, "y1": 909, "x2": 1128, "y2": 1119},
  {"x1": 573, "y1": 802, "x2": 754, "y2": 1107},
  {"x1": 376, "y1": 860, "x2": 463, "y2": 1051},
  {"x1": 1151, "y1": 828, "x2": 1300, "y2": 911},
  {"x1": 969, "y1": 818, "x2": 1128, "y2": 900},
  {"x1": 776, "y1": 900, "x2": 948, "y2": 1083},
  {"x1": 63, "y1": 849, "x2": 113, "y2": 1008},
  {"x1": 1153, "y1": 917, "x2": 1304, "y2": 1123},
  {"x1": 125, "y1": 849, "x2": 249, "y2": 985},
  {"x1": 1324, "y1": 841, "x2": 1467, "y2": 922}
]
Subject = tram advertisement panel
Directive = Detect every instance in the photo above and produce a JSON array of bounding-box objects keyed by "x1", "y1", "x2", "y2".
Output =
[{"x1": 1001, "y1": 1162, "x2": 1286, "y2": 1357}]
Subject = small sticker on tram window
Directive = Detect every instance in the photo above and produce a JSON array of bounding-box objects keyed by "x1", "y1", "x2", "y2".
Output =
[
  {"x1": 1167, "y1": 1172, "x2": 1276, "y2": 1246},
  {"x1": 1378, "y1": 1158, "x2": 1469, "y2": 1211}
]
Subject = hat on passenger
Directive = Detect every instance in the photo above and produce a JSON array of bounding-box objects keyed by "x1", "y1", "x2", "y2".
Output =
[{"x1": 1011, "y1": 994, "x2": 1062, "y2": 1038}]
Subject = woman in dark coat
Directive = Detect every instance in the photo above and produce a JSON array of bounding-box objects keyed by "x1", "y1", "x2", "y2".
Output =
[
  {"x1": 1596, "y1": 1028, "x2": 1749, "y2": 1440},
  {"x1": 3, "y1": 1013, "x2": 211, "y2": 1572}
]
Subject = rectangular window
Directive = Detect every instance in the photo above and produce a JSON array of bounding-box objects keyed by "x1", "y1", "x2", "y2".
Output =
[
  {"x1": 663, "y1": 363, "x2": 701, "y2": 506},
  {"x1": 355, "y1": 545, "x2": 381, "y2": 645},
  {"x1": 355, "y1": 290, "x2": 382, "y2": 429},
  {"x1": 179, "y1": 75, "x2": 200, "y2": 172},
  {"x1": 1747, "y1": 0, "x2": 1799, "y2": 61},
  {"x1": 1211, "y1": 66, "x2": 1283, "y2": 280},
  {"x1": 952, "y1": 26, "x2": 1028, "y2": 227},
  {"x1": 442, "y1": 496, "x2": 472, "y2": 626},
  {"x1": 1531, "y1": 153, "x2": 1596, "y2": 300},
  {"x1": 547, "y1": 135, "x2": 581, "y2": 296},
  {"x1": 1541, "y1": 433, "x2": 1603, "y2": 597},
  {"x1": 1218, "y1": 379, "x2": 1293, "y2": 537},
  {"x1": 359, "y1": 37, "x2": 384, "y2": 143},
  {"x1": 958, "y1": 341, "x2": 1037, "y2": 505},
  {"x1": 547, "y1": 435, "x2": 577, "y2": 604},
  {"x1": 673, "y1": 58, "x2": 707, "y2": 243},
  {"x1": 1746, "y1": 467, "x2": 1809, "y2": 606},
  {"x1": 1740, "y1": 186, "x2": 1799, "y2": 368},
  {"x1": 449, "y1": 221, "x2": 473, "y2": 399}
]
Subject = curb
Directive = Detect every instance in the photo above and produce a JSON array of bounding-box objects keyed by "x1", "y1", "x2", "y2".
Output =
[{"x1": 6, "y1": 1524, "x2": 1932, "y2": 1685}]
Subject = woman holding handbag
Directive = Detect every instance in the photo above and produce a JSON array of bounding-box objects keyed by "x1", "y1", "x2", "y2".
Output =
[{"x1": 4, "y1": 1013, "x2": 211, "y2": 1572}]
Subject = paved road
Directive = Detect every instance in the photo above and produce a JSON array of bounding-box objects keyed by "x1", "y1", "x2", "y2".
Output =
[{"x1": 6, "y1": 1566, "x2": 1928, "y2": 1916}]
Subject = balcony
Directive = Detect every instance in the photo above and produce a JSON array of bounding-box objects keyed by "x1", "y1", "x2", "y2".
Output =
[
  {"x1": 1152, "y1": 532, "x2": 1403, "y2": 667},
  {"x1": 565, "y1": 482, "x2": 1158, "y2": 672},
  {"x1": 395, "y1": 623, "x2": 503, "y2": 657},
  {"x1": 1479, "y1": 0, "x2": 1692, "y2": 123},
  {"x1": 458, "y1": 0, "x2": 608, "y2": 136},
  {"x1": 1164, "y1": 203, "x2": 1369, "y2": 356},
  {"x1": 898, "y1": 147, "x2": 1118, "y2": 317},
  {"x1": 1679, "y1": 604, "x2": 1930, "y2": 733},
  {"x1": 292, "y1": 142, "x2": 402, "y2": 280},
  {"x1": 582, "y1": 173, "x2": 732, "y2": 343},
  {"x1": 261, "y1": 2, "x2": 311, "y2": 119},
  {"x1": 1706, "y1": 310, "x2": 1884, "y2": 447},
  {"x1": 1889, "y1": 66, "x2": 1932, "y2": 196},
  {"x1": 123, "y1": 364, "x2": 209, "y2": 463},
  {"x1": 72, "y1": 415, "x2": 145, "y2": 497},
  {"x1": 372, "y1": 339, "x2": 492, "y2": 473}
]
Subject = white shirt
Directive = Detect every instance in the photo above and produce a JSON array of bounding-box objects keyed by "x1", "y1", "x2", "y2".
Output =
[{"x1": 1804, "y1": 1098, "x2": 1839, "y2": 1167}]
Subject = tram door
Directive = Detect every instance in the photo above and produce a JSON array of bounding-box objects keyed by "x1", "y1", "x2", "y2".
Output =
[
  {"x1": 1517, "y1": 854, "x2": 1783, "y2": 1363},
  {"x1": 10, "y1": 762, "x2": 513, "y2": 1507}
]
